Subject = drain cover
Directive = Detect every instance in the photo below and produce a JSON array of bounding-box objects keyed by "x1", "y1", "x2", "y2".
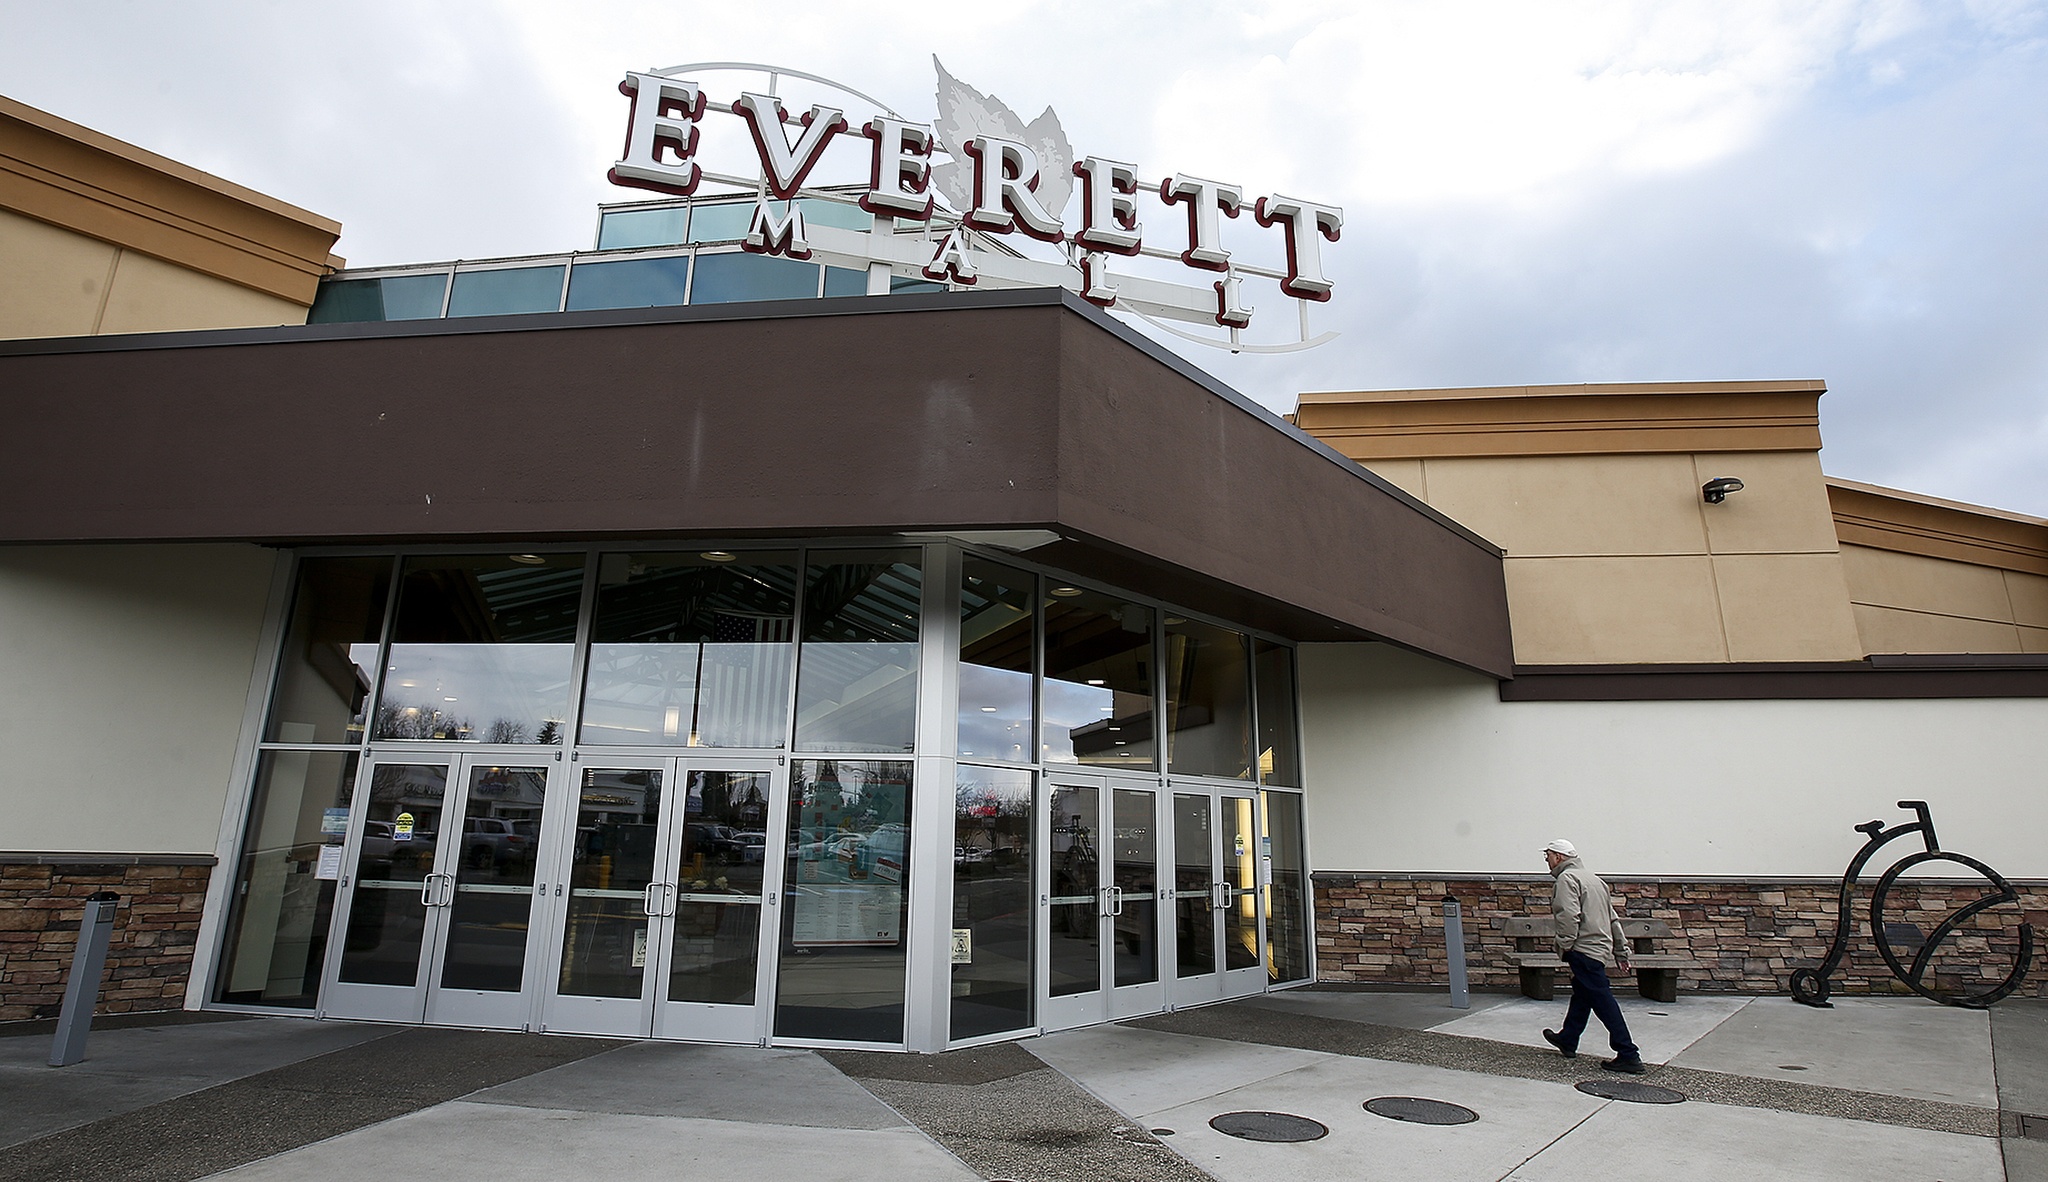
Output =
[
  {"x1": 1365, "y1": 1097, "x2": 1478, "y2": 1125},
  {"x1": 1209, "y1": 1111, "x2": 1329, "y2": 1142},
  {"x1": 1577, "y1": 1079, "x2": 1686, "y2": 1104}
]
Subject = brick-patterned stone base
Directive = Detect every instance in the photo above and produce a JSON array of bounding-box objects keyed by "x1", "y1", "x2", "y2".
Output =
[
  {"x1": 0, "y1": 857, "x2": 213, "y2": 1022},
  {"x1": 1315, "y1": 873, "x2": 2047, "y2": 999}
]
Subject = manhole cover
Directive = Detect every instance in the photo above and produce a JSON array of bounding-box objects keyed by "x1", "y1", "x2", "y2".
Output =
[
  {"x1": 1365, "y1": 1097, "x2": 1478, "y2": 1125},
  {"x1": 1576, "y1": 1079, "x2": 1686, "y2": 1104},
  {"x1": 1209, "y1": 1111, "x2": 1329, "y2": 1142}
]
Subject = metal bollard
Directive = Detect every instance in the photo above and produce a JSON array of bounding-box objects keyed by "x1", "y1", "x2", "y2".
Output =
[
  {"x1": 1443, "y1": 895, "x2": 1469, "y2": 1009},
  {"x1": 48, "y1": 890, "x2": 120, "y2": 1068}
]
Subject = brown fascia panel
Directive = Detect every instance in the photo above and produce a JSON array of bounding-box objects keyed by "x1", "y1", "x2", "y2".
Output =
[
  {"x1": 0, "y1": 95, "x2": 341, "y2": 305},
  {"x1": 1293, "y1": 380, "x2": 1826, "y2": 459},
  {"x1": 0, "y1": 291, "x2": 1514, "y2": 676},
  {"x1": 1828, "y1": 478, "x2": 2048, "y2": 577}
]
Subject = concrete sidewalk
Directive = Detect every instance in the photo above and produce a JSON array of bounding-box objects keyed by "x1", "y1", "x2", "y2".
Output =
[{"x1": 1, "y1": 990, "x2": 2041, "y2": 1181}]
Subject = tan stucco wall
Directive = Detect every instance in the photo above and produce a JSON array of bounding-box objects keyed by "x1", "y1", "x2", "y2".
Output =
[
  {"x1": 1299, "y1": 641, "x2": 2048, "y2": 878},
  {"x1": 1362, "y1": 449, "x2": 1863, "y2": 664},
  {"x1": 1841, "y1": 543, "x2": 2048, "y2": 654},
  {"x1": 0, "y1": 207, "x2": 306, "y2": 338},
  {"x1": 0, "y1": 544, "x2": 278, "y2": 854}
]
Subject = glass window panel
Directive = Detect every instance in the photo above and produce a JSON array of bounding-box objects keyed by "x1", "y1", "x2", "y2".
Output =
[
  {"x1": 1048, "y1": 783, "x2": 1099, "y2": 998},
  {"x1": 1112, "y1": 789, "x2": 1159, "y2": 987},
  {"x1": 957, "y1": 558, "x2": 1034, "y2": 764},
  {"x1": 890, "y1": 276, "x2": 945, "y2": 295},
  {"x1": 581, "y1": 552, "x2": 797, "y2": 748},
  {"x1": 952, "y1": 766, "x2": 1033, "y2": 1039},
  {"x1": 1222, "y1": 795, "x2": 1260, "y2": 970},
  {"x1": 776, "y1": 759, "x2": 913, "y2": 1042},
  {"x1": 446, "y1": 266, "x2": 566, "y2": 317},
  {"x1": 339, "y1": 763, "x2": 448, "y2": 985},
  {"x1": 1172, "y1": 794, "x2": 1214, "y2": 979},
  {"x1": 823, "y1": 266, "x2": 867, "y2": 297},
  {"x1": 1043, "y1": 588, "x2": 1155, "y2": 768},
  {"x1": 798, "y1": 199, "x2": 873, "y2": 231},
  {"x1": 793, "y1": 550, "x2": 921, "y2": 753},
  {"x1": 686, "y1": 202, "x2": 755, "y2": 243},
  {"x1": 1255, "y1": 641, "x2": 1302, "y2": 786},
  {"x1": 558, "y1": 767, "x2": 664, "y2": 999},
  {"x1": 1262, "y1": 790, "x2": 1310, "y2": 984},
  {"x1": 440, "y1": 764, "x2": 548, "y2": 992},
  {"x1": 265, "y1": 556, "x2": 392, "y2": 745},
  {"x1": 307, "y1": 274, "x2": 447, "y2": 323},
  {"x1": 214, "y1": 750, "x2": 359, "y2": 1007},
  {"x1": 597, "y1": 206, "x2": 689, "y2": 250},
  {"x1": 1164, "y1": 618, "x2": 1253, "y2": 780},
  {"x1": 565, "y1": 255, "x2": 691, "y2": 312},
  {"x1": 669, "y1": 770, "x2": 774, "y2": 1004},
  {"x1": 375, "y1": 554, "x2": 583, "y2": 744},
  {"x1": 689, "y1": 252, "x2": 821, "y2": 304}
]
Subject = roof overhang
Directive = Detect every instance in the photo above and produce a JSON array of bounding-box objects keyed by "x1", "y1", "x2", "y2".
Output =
[{"x1": 0, "y1": 288, "x2": 1513, "y2": 676}]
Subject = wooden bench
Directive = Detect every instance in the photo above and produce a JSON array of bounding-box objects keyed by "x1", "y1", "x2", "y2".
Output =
[{"x1": 1501, "y1": 917, "x2": 1699, "y2": 1003}]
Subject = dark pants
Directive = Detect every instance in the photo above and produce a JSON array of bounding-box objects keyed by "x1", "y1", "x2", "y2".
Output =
[{"x1": 1558, "y1": 950, "x2": 1640, "y2": 1060}]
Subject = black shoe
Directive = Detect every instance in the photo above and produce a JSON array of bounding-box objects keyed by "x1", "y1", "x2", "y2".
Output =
[
  {"x1": 1602, "y1": 1057, "x2": 1647, "y2": 1075},
  {"x1": 1542, "y1": 1029, "x2": 1576, "y2": 1059}
]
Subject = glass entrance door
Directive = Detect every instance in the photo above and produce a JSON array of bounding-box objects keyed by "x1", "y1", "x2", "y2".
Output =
[
  {"x1": 1041, "y1": 775, "x2": 1164, "y2": 1031},
  {"x1": 540, "y1": 757, "x2": 787, "y2": 1042},
  {"x1": 322, "y1": 754, "x2": 554, "y2": 1028},
  {"x1": 1170, "y1": 787, "x2": 1265, "y2": 1007}
]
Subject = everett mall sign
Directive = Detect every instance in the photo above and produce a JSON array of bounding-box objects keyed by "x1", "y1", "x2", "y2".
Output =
[{"x1": 607, "y1": 60, "x2": 1345, "y2": 349}]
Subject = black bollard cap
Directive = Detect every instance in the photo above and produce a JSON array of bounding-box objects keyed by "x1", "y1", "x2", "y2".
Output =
[{"x1": 86, "y1": 890, "x2": 120, "y2": 902}]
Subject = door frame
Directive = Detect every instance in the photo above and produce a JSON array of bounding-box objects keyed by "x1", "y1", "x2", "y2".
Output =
[
  {"x1": 1038, "y1": 769, "x2": 1167, "y2": 1032},
  {"x1": 319, "y1": 748, "x2": 564, "y2": 1028}
]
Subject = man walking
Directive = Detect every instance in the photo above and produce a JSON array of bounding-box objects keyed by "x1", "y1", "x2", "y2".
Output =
[{"x1": 1540, "y1": 839, "x2": 1645, "y2": 1074}]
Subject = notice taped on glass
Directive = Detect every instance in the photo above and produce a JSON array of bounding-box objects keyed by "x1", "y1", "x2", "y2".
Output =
[{"x1": 791, "y1": 883, "x2": 903, "y2": 946}]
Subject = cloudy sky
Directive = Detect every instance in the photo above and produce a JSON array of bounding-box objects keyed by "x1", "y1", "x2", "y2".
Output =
[{"x1": 9, "y1": 1, "x2": 2045, "y2": 512}]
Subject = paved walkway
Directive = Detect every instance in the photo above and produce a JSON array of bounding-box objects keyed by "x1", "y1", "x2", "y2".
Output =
[{"x1": 1, "y1": 990, "x2": 2042, "y2": 1181}]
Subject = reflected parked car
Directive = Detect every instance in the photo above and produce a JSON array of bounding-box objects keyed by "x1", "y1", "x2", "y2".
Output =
[{"x1": 463, "y1": 817, "x2": 531, "y2": 870}]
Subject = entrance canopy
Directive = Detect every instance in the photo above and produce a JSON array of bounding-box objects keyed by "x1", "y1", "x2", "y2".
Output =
[{"x1": 0, "y1": 288, "x2": 1510, "y2": 675}]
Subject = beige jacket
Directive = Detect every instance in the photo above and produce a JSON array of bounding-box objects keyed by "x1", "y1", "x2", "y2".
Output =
[{"x1": 1550, "y1": 856, "x2": 1628, "y2": 967}]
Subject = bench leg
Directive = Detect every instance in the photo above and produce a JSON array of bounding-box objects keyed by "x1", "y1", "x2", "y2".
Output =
[
  {"x1": 1519, "y1": 965, "x2": 1556, "y2": 1001},
  {"x1": 1635, "y1": 968, "x2": 1677, "y2": 1004}
]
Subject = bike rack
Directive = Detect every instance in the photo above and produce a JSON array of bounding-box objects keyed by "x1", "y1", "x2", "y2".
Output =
[{"x1": 1790, "y1": 800, "x2": 2034, "y2": 1009}]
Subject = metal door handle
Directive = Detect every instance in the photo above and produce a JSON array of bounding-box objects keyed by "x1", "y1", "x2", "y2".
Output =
[
  {"x1": 643, "y1": 883, "x2": 662, "y2": 917},
  {"x1": 419, "y1": 875, "x2": 436, "y2": 907},
  {"x1": 1109, "y1": 886, "x2": 1125, "y2": 917}
]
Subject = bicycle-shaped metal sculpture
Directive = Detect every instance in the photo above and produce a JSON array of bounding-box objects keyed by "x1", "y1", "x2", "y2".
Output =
[{"x1": 1791, "y1": 800, "x2": 2033, "y2": 1009}]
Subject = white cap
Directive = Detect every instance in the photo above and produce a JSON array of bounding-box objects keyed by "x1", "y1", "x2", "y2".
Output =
[{"x1": 1542, "y1": 839, "x2": 1577, "y2": 856}]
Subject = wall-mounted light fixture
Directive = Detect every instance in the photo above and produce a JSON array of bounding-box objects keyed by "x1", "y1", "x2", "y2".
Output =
[{"x1": 1702, "y1": 477, "x2": 1746, "y2": 504}]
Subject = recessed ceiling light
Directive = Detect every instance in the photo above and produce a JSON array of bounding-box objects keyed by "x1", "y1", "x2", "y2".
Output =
[
  {"x1": 509, "y1": 554, "x2": 547, "y2": 565},
  {"x1": 1087, "y1": 678, "x2": 1106, "y2": 686},
  {"x1": 700, "y1": 551, "x2": 737, "y2": 562},
  {"x1": 1164, "y1": 616, "x2": 1187, "y2": 625},
  {"x1": 444, "y1": 696, "x2": 459, "y2": 702},
  {"x1": 980, "y1": 706, "x2": 997, "y2": 712},
  {"x1": 1050, "y1": 586, "x2": 1083, "y2": 597}
]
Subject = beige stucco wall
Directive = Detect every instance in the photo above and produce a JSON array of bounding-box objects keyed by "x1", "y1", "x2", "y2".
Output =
[
  {"x1": 0, "y1": 544, "x2": 278, "y2": 854},
  {"x1": 1841, "y1": 543, "x2": 2048, "y2": 655},
  {"x1": 0, "y1": 207, "x2": 306, "y2": 339},
  {"x1": 1299, "y1": 641, "x2": 2048, "y2": 878},
  {"x1": 1362, "y1": 450, "x2": 1864, "y2": 664}
]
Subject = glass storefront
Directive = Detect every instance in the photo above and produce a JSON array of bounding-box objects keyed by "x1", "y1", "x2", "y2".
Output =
[{"x1": 215, "y1": 542, "x2": 1311, "y2": 1048}]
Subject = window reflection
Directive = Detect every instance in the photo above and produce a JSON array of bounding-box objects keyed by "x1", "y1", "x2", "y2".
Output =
[
  {"x1": 580, "y1": 553, "x2": 797, "y2": 748},
  {"x1": 952, "y1": 766, "x2": 1033, "y2": 1039},
  {"x1": 777, "y1": 759, "x2": 913, "y2": 1042},
  {"x1": 1262, "y1": 790, "x2": 1311, "y2": 983},
  {"x1": 793, "y1": 551, "x2": 921, "y2": 753},
  {"x1": 1164, "y1": 618, "x2": 1252, "y2": 779},
  {"x1": 1043, "y1": 588, "x2": 1155, "y2": 767},
  {"x1": 565, "y1": 255, "x2": 690, "y2": 312},
  {"x1": 265, "y1": 557, "x2": 391, "y2": 745},
  {"x1": 375, "y1": 555, "x2": 583, "y2": 743},
  {"x1": 215, "y1": 750, "x2": 359, "y2": 1007},
  {"x1": 1254, "y1": 641, "x2": 1302, "y2": 786},
  {"x1": 446, "y1": 266, "x2": 566, "y2": 317},
  {"x1": 957, "y1": 559, "x2": 1034, "y2": 763},
  {"x1": 689, "y1": 252, "x2": 820, "y2": 303},
  {"x1": 308, "y1": 274, "x2": 446, "y2": 323}
]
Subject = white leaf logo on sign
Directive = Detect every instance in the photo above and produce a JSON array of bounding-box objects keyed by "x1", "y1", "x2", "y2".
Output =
[{"x1": 929, "y1": 57, "x2": 1073, "y2": 221}]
